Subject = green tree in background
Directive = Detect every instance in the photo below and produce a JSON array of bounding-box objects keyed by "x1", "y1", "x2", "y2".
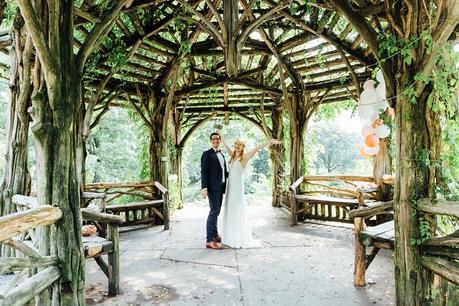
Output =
[
  {"x1": 86, "y1": 108, "x2": 143, "y2": 183},
  {"x1": 311, "y1": 124, "x2": 360, "y2": 174}
]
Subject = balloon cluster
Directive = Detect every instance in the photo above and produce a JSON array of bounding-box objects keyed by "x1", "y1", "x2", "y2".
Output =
[{"x1": 358, "y1": 70, "x2": 393, "y2": 157}]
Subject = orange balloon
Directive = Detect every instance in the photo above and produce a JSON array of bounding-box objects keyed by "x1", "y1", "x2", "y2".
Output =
[
  {"x1": 365, "y1": 134, "x2": 380, "y2": 147},
  {"x1": 372, "y1": 118, "x2": 383, "y2": 128},
  {"x1": 359, "y1": 147, "x2": 370, "y2": 158}
]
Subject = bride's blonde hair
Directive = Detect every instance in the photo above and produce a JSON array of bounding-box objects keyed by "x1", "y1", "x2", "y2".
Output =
[{"x1": 230, "y1": 139, "x2": 245, "y2": 162}]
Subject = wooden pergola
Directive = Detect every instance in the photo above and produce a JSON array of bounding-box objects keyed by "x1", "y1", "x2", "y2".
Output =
[{"x1": 0, "y1": 0, "x2": 458, "y2": 305}]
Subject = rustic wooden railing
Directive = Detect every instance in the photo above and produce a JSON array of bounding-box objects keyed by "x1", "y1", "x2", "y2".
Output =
[
  {"x1": 85, "y1": 180, "x2": 169, "y2": 230},
  {"x1": 12, "y1": 194, "x2": 124, "y2": 296},
  {"x1": 351, "y1": 198, "x2": 459, "y2": 291},
  {"x1": 0, "y1": 204, "x2": 62, "y2": 306},
  {"x1": 419, "y1": 199, "x2": 459, "y2": 287},
  {"x1": 288, "y1": 175, "x2": 394, "y2": 225}
]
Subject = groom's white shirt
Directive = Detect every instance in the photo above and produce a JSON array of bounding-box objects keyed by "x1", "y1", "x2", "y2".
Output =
[{"x1": 214, "y1": 148, "x2": 226, "y2": 183}]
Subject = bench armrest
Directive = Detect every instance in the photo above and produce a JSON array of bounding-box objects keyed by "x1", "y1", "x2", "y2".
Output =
[
  {"x1": 289, "y1": 176, "x2": 305, "y2": 193},
  {"x1": 154, "y1": 181, "x2": 168, "y2": 194},
  {"x1": 349, "y1": 201, "x2": 393, "y2": 219},
  {"x1": 81, "y1": 208, "x2": 124, "y2": 225}
]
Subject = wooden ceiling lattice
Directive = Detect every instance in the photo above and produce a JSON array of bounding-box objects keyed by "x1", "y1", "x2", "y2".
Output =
[{"x1": 2, "y1": 0, "x2": 408, "y2": 124}]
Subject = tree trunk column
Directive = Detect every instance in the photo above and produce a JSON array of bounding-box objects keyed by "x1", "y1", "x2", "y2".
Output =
[
  {"x1": 0, "y1": 24, "x2": 32, "y2": 257},
  {"x1": 373, "y1": 138, "x2": 392, "y2": 201},
  {"x1": 288, "y1": 93, "x2": 305, "y2": 183},
  {"x1": 270, "y1": 104, "x2": 285, "y2": 207},
  {"x1": 394, "y1": 81, "x2": 430, "y2": 304}
]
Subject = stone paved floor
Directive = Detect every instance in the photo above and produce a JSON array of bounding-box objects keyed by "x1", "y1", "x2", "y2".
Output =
[{"x1": 85, "y1": 200, "x2": 395, "y2": 306}]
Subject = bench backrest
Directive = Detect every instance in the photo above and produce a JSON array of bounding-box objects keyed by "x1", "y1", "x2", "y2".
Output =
[{"x1": 290, "y1": 175, "x2": 379, "y2": 201}]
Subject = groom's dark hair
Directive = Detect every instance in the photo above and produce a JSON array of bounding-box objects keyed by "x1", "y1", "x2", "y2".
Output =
[{"x1": 209, "y1": 132, "x2": 220, "y2": 140}]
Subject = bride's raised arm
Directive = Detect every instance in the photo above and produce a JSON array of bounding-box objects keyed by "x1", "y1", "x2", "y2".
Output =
[
  {"x1": 219, "y1": 132, "x2": 233, "y2": 156},
  {"x1": 243, "y1": 139, "x2": 282, "y2": 161}
]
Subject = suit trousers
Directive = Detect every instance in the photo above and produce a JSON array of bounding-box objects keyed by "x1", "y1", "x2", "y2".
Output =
[{"x1": 206, "y1": 184, "x2": 225, "y2": 242}]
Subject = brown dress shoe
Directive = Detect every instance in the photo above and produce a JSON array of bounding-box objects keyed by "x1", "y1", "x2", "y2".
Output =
[
  {"x1": 213, "y1": 234, "x2": 222, "y2": 243},
  {"x1": 206, "y1": 241, "x2": 222, "y2": 250}
]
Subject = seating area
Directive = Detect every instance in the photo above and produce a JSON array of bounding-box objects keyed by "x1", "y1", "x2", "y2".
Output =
[
  {"x1": 287, "y1": 175, "x2": 393, "y2": 226},
  {"x1": 84, "y1": 181, "x2": 169, "y2": 230}
]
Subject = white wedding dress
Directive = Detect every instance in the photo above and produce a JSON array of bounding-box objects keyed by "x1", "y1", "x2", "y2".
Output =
[{"x1": 221, "y1": 159, "x2": 257, "y2": 248}]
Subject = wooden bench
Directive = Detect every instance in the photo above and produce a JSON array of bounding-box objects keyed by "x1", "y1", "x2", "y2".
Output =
[
  {"x1": 349, "y1": 200, "x2": 394, "y2": 286},
  {"x1": 12, "y1": 194, "x2": 124, "y2": 296},
  {"x1": 85, "y1": 180, "x2": 169, "y2": 229},
  {"x1": 288, "y1": 175, "x2": 382, "y2": 225}
]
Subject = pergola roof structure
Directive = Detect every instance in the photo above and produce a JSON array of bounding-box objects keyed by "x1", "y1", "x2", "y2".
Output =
[{"x1": 50, "y1": 0, "x2": 390, "y2": 125}]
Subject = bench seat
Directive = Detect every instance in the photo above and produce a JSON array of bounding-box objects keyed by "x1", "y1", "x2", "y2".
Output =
[
  {"x1": 359, "y1": 220, "x2": 394, "y2": 249},
  {"x1": 83, "y1": 235, "x2": 114, "y2": 258}
]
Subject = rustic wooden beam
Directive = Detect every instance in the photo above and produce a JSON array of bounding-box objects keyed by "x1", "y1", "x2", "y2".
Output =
[
  {"x1": 421, "y1": 256, "x2": 459, "y2": 285},
  {"x1": 349, "y1": 201, "x2": 394, "y2": 219},
  {"x1": 327, "y1": 0, "x2": 394, "y2": 100},
  {"x1": 0, "y1": 257, "x2": 58, "y2": 273},
  {"x1": 418, "y1": 199, "x2": 459, "y2": 219},
  {"x1": 230, "y1": 79, "x2": 282, "y2": 95},
  {"x1": 85, "y1": 180, "x2": 156, "y2": 190},
  {"x1": 81, "y1": 208, "x2": 124, "y2": 224},
  {"x1": 0, "y1": 266, "x2": 60, "y2": 306},
  {"x1": 0, "y1": 206, "x2": 62, "y2": 243}
]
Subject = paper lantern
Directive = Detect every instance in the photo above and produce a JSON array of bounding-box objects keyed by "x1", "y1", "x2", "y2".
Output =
[
  {"x1": 375, "y1": 124, "x2": 390, "y2": 138},
  {"x1": 357, "y1": 104, "x2": 375, "y2": 119},
  {"x1": 361, "y1": 126, "x2": 375, "y2": 137},
  {"x1": 360, "y1": 89, "x2": 378, "y2": 105},
  {"x1": 363, "y1": 80, "x2": 376, "y2": 91},
  {"x1": 365, "y1": 134, "x2": 380, "y2": 147},
  {"x1": 364, "y1": 145, "x2": 380, "y2": 156}
]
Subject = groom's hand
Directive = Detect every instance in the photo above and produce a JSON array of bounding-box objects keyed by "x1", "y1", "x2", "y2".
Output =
[{"x1": 201, "y1": 188, "x2": 208, "y2": 199}]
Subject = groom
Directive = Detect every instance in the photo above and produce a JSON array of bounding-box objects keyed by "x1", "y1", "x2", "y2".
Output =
[{"x1": 201, "y1": 132, "x2": 229, "y2": 250}]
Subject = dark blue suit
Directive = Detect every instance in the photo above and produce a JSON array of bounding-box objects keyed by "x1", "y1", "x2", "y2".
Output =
[{"x1": 201, "y1": 148, "x2": 229, "y2": 242}]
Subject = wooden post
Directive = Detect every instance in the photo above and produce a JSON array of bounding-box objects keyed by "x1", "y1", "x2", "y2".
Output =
[
  {"x1": 354, "y1": 190, "x2": 367, "y2": 286},
  {"x1": 289, "y1": 189, "x2": 298, "y2": 226},
  {"x1": 354, "y1": 216, "x2": 366, "y2": 286},
  {"x1": 107, "y1": 223, "x2": 120, "y2": 296}
]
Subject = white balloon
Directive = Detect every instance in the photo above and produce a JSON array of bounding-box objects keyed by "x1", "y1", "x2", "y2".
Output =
[
  {"x1": 359, "y1": 116, "x2": 372, "y2": 126},
  {"x1": 360, "y1": 89, "x2": 378, "y2": 105},
  {"x1": 361, "y1": 126, "x2": 375, "y2": 137},
  {"x1": 376, "y1": 70, "x2": 385, "y2": 85},
  {"x1": 375, "y1": 99, "x2": 389, "y2": 113},
  {"x1": 370, "y1": 112, "x2": 380, "y2": 122},
  {"x1": 364, "y1": 144, "x2": 380, "y2": 155},
  {"x1": 375, "y1": 124, "x2": 390, "y2": 138},
  {"x1": 363, "y1": 80, "x2": 376, "y2": 91},
  {"x1": 358, "y1": 104, "x2": 375, "y2": 119},
  {"x1": 376, "y1": 83, "x2": 386, "y2": 100}
]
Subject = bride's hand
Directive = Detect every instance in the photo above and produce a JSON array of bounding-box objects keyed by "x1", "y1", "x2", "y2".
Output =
[{"x1": 269, "y1": 139, "x2": 282, "y2": 145}]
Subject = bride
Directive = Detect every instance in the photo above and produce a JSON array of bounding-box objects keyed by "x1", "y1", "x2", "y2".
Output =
[{"x1": 219, "y1": 135, "x2": 282, "y2": 248}]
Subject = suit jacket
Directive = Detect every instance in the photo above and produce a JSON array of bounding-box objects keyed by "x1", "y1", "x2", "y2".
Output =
[{"x1": 201, "y1": 148, "x2": 229, "y2": 192}]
